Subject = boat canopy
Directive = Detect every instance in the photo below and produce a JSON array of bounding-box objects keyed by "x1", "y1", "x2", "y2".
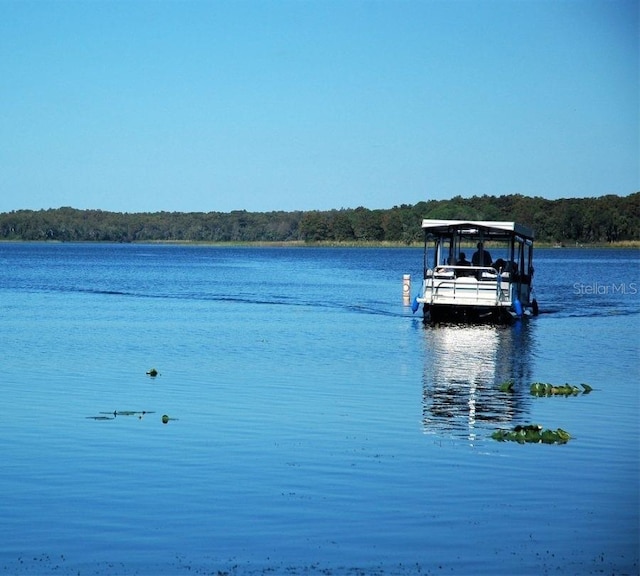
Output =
[{"x1": 421, "y1": 219, "x2": 534, "y2": 241}]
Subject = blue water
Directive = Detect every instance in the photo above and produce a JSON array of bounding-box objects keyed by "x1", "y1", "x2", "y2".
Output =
[{"x1": 0, "y1": 243, "x2": 638, "y2": 575}]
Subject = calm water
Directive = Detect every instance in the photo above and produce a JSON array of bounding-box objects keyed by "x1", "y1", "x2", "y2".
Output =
[{"x1": 0, "y1": 243, "x2": 638, "y2": 575}]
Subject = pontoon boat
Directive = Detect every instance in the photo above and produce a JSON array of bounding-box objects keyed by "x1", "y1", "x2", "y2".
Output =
[{"x1": 414, "y1": 219, "x2": 538, "y2": 323}]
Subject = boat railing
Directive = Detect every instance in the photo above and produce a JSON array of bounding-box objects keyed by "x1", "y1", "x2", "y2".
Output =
[{"x1": 424, "y1": 266, "x2": 511, "y2": 304}]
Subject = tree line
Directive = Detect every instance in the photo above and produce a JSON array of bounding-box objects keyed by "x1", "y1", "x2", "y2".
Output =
[{"x1": 0, "y1": 193, "x2": 638, "y2": 244}]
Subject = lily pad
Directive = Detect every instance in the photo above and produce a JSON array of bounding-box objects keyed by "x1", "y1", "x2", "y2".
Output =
[
  {"x1": 98, "y1": 410, "x2": 156, "y2": 418},
  {"x1": 530, "y1": 382, "x2": 593, "y2": 397},
  {"x1": 499, "y1": 380, "x2": 515, "y2": 392},
  {"x1": 492, "y1": 424, "x2": 571, "y2": 444}
]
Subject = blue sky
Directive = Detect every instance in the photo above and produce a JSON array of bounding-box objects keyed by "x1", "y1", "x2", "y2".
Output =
[{"x1": 1, "y1": 0, "x2": 638, "y2": 213}]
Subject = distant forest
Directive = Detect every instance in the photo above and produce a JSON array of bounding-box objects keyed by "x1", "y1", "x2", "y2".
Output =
[{"x1": 1, "y1": 193, "x2": 638, "y2": 244}]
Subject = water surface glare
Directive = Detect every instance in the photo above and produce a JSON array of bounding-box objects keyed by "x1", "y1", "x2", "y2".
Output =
[{"x1": 0, "y1": 244, "x2": 638, "y2": 575}]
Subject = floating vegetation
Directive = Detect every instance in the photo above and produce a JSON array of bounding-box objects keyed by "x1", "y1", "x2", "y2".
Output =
[
  {"x1": 86, "y1": 410, "x2": 156, "y2": 421},
  {"x1": 492, "y1": 424, "x2": 571, "y2": 444},
  {"x1": 499, "y1": 380, "x2": 515, "y2": 392},
  {"x1": 530, "y1": 382, "x2": 593, "y2": 397},
  {"x1": 101, "y1": 410, "x2": 156, "y2": 417},
  {"x1": 146, "y1": 368, "x2": 159, "y2": 377},
  {"x1": 497, "y1": 380, "x2": 593, "y2": 396}
]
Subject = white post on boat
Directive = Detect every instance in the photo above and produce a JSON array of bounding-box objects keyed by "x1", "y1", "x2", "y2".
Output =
[{"x1": 403, "y1": 274, "x2": 411, "y2": 305}]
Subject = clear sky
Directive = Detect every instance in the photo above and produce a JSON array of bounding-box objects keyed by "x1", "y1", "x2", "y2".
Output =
[{"x1": 1, "y1": 0, "x2": 638, "y2": 214}]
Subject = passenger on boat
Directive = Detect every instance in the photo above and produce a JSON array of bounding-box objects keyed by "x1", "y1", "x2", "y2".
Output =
[
  {"x1": 456, "y1": 253, "x2": 471, "y2": 276},
  {"x1": 472, "y1": 242, "x2": 492, "y2": 267}
]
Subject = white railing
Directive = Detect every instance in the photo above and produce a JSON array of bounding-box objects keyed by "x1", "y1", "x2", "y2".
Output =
[{"x1": 423, "y1": 266, "x2": 511, "y2": 306}]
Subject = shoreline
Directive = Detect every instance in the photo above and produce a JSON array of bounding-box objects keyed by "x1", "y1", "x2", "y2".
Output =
[{"x1": 1, "y1": 239, "x2": 638, "y2": 248}]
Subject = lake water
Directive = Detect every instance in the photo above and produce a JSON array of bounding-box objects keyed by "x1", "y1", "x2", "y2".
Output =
[{"x1": 0, "y1": 243, "x2": 638, "y2": 576}]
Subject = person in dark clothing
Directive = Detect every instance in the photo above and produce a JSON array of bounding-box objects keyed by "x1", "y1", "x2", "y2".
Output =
[
  {"x1": 472, "y1": 242, "x2": 492, "y2": 267},
  {"x1": 456, "y1": 252, "x2": 471, "y2": 277}
]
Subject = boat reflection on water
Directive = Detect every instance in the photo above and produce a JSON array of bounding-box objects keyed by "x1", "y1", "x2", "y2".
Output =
[{"x1": 421, "y1": 322, "x2": 535, "y2": 442}]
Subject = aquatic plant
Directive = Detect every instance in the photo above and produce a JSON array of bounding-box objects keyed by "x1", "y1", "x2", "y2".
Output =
[
  {"x1": 491, "y1": 424, "x2": 571, "y2": 444},
  {"x1": 530, "y1": 382, "x2": 593, "y2": 397},
  {"x1": 498, "y1": 380, "x2": 593, "y2": 396},
  {"x1": 499, "y1": 380, "x2": 515, "y2": 392},
  {"x1": 86, "y1": 410, "x2": 156, "y2": 421},
  {"x1": 103, "y1": 410, "x2": 155, "y2": 417}
]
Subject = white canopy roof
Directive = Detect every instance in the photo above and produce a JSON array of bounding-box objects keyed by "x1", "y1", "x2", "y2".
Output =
[{"x1": 420, "y1": 219, "x2": 534, "y2": 240}]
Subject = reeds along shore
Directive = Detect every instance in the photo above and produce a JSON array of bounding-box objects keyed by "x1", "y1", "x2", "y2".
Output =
[
  {"x1": 145, "y1": 240, "x2": 640, "y2": 248},
  {"x1": 1, "y1": 239, "x2": 639, "y2": 248}
]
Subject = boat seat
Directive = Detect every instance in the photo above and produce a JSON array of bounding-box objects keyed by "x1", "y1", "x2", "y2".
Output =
[{"x1": 434, "y1": 268, "x2": 454, "y2": 279}]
